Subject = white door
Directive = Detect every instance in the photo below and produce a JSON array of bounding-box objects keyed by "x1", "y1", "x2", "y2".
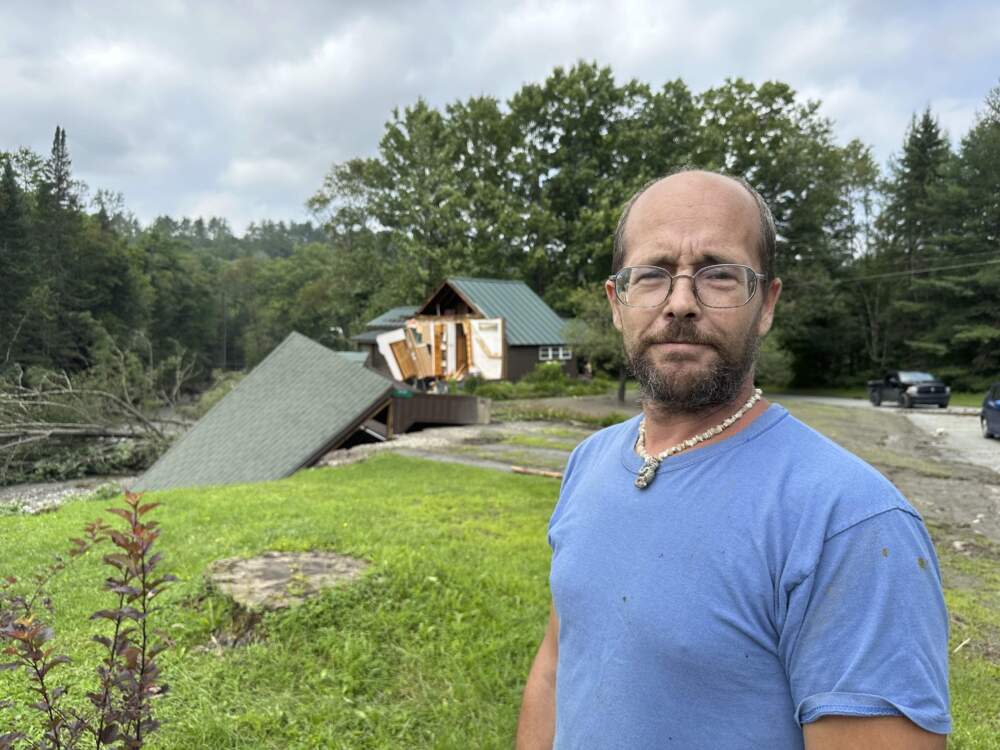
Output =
[
  {"x1": 375, "y1": 329, "x2": 407, "y2": 381},
  {"x1": 470, "y1": 318, "x2": 504, "y2": 380}
]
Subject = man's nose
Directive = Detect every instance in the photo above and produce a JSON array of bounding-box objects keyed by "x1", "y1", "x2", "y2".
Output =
[{"x1": 661, "y1": 275, "x2": 700, "y2": 318}]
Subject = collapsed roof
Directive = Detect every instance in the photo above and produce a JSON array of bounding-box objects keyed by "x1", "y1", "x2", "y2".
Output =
[{"x1": 134, "y1": 332, "x2": 394, "y2": 491}]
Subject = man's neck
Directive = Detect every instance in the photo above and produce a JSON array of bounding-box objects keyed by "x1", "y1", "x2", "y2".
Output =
[{"x1": 639, "y1": 381, "x2": 769, "y2": 457}]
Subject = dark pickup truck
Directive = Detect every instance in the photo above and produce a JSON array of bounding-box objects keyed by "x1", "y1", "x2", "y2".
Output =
[{"x1": 867, "y1": 371, "x2": 950, "y2": 408}]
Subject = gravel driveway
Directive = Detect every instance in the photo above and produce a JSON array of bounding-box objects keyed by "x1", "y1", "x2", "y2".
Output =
[
  {"x1": 772, "y1": 394, "x2": 998, "y2": 476},
  {"x1": 904, "y1": 410, "x2": 1000, "y2": 475}
]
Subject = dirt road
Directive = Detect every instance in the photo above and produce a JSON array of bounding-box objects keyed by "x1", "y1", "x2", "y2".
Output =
[{"x1": 904, "y1": 410, "x2": 1000, "y2": 474}]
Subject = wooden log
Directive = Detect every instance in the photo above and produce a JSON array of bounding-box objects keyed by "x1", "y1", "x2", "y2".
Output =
[{"x1": 511, "y1": 465, "x2": 563, "y2": 479}]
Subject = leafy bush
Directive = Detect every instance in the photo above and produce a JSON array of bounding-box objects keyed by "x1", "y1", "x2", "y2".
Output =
[
  {"x1": 3, "y1": 439, "x2": 161, "y2": 487},
  {"x1": 462, "y1": 363, "x2": 612, "y2": 400},
  {"x1": 178, "y1": 370, "x2": 245, "y2": 421},
  {"x1": 755, "y1": 336, "x2": 794, "y2": 390},
  {"x1": 0, "y1": 492, "x2": 174, "y2": 749},
  {"x1": 520, "y1": 361, "x2": 567, "y2": 385}
]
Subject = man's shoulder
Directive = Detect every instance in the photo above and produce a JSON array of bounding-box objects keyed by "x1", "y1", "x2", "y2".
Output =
[
  {"x1": 570, "y1": 413, "x2": 640, "y2": 458},
  {"x1": 761, "y1": 406, "x2": 921, "y2": 536},
  {"x1": 559, "y1": 414, "x2": 639, "y2": 487},
  {"x1": 767, "y1": 407, "x2": 889, "y2": 481}
]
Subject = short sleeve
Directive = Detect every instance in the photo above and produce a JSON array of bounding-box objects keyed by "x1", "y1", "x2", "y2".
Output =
[
  {"x1": 548, "y1": 440, "x2": 583, "y2": 552},
  {"x1": 779, "y1": 508, "x2": 951, "y2": 735}
]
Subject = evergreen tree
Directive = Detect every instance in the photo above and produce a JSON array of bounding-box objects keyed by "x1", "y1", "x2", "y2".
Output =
[
  {"x1": 0, "y1": 157, "x2": 35, "y2": 362},
  {"x1": 29, "y1": 127, "x2": 96, "y2": 367},
  {"x1": 939, "y1": 84, "x2": 1000, "y2": 384},
  {"x1": 852, "y1": 109, "x2": 956, "y2": 376},
  {"x1": 878, "y1": 109, "x2": 953, "y2": 266}
]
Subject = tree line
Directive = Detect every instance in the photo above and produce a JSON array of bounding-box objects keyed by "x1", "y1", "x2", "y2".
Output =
[{"x1": 2, "y1": 63, "x2": 999, "y2": 393}]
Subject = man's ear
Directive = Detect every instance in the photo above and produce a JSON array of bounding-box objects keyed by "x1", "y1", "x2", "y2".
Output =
[
  {"x1": 756, "y1": 277, "x2": 782, "y2": 337},
  {"x1": 605, "y1": 279, "x2": 623, "y2": 331}
]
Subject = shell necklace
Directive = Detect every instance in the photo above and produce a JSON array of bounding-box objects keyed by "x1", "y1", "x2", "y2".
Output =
[{"x1": 634, "y1": 388, "x2": 763, "y2": 489}]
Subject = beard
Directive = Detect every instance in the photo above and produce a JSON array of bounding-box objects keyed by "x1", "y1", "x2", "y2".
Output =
[{"x1": 626, "y1": 316, "x2": 761, "y2": 414}]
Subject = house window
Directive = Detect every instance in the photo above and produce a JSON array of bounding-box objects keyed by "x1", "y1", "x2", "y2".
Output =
[{"x1": 539, "y1": 346, "x2": 572, "y2": 361}]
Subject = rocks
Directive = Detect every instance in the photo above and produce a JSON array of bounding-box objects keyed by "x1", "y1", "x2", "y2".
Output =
[{"x1": 0, "y1": 477, "x2": 133, "y2": 515}]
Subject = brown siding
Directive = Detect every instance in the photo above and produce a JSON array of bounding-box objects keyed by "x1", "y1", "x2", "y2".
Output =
[
  {"x1": 361, "y1": 343, "x2": 394, "y2": 378},
  {"x1": 390, "y1": 393, "x2": 490, "y2": 434},
  {"x1": 506, "y1": 346, "x2": 578, "y2": 380}
]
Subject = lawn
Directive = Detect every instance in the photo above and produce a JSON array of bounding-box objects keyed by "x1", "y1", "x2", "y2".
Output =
[
  {"x1": 1, "y1": 443, "x2": 997, "y2": 747},
  {"x1": 0, "y1": 455, "x2": 556, "y2": 749},
  {"x1": 775, "y1": 386, "x2": 986, "y2": 408}
]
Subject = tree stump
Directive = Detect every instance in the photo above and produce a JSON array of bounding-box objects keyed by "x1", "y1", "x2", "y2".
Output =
[{"x1": 207, "y1": 551, "x2": 369, "y2": 611}]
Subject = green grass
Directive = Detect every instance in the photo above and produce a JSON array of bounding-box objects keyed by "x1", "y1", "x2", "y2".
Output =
[
  {"x1": 539, "y1": 426, "x2": 595, "y2": 441},
  {"x1": 776, "y1": 386, "x2": 985, "y2": 408},
  {"x1": 492, "y1": 402, "x2": 631, "y2": 427},
  {"x1": 452, "y1": 445, "x2": 570, "y2": 472},
  {"x1": 930, "y1": 527, "x2": 1000, "y2": 748},
  {"x1": 0, "y1": 455, "x2": 556, "y2": 749},
  {"x1": 501, "y1": 434, "x2": 582, "y2": 452},
  {"x1": 1, "y1": 450, "x2": 997, "y2": 747}
]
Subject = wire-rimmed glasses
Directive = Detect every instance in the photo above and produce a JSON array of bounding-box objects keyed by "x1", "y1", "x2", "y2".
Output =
[{"x1": 608, "y1": 264, "x2": 766, "y2": 309}]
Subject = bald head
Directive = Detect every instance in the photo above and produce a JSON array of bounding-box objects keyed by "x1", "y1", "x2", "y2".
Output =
[{"x1": 612, "y1": 170, "x2": 777, "y2": 281}]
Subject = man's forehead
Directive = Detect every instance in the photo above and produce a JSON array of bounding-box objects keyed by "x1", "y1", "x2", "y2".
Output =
[{"x1": 623, "y1": 172, "x2": 760, "y2": 254}]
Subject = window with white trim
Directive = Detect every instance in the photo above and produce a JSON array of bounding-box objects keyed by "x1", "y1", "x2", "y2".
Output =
[{"x1": 539, "y1": 346, "x2": 572, "y2": 361}]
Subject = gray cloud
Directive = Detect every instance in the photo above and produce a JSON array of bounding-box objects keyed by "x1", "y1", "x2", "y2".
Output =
[{"x1": 1, "y1": 1, "x2": 997, "y2": 232}]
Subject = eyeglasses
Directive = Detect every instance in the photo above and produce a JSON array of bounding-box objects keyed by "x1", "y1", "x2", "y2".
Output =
[{"x1": 608, "y1": 264, "x2": 766, "y2": 309}]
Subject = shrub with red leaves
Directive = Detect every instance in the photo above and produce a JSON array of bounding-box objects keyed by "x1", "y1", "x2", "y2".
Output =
[{"x1": 0, "y1": 492, "x2": 175, "y2": 749}]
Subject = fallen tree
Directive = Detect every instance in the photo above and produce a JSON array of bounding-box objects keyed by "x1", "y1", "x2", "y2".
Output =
[{"x1": 0, "y1": 340, "x2": 197, "y2": 485}]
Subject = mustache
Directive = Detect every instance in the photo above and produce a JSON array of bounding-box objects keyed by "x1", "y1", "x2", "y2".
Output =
[{"x1": 638, "y1": 320, "x2": 717, "y2": 348}]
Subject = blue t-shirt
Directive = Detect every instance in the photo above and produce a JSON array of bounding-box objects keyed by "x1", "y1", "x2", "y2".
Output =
[{"x1": 548, "y1": 405, "x2": 950, "y2": 749}]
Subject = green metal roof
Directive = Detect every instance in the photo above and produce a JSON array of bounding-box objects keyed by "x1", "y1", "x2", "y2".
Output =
[
  {"x1": 446, "y1": 277, "x2": 567, "y2": 346},
  {"x1": 134, "y1": 332, "x2": 393, "y2": 491},
  {"x1": 331, "y1": 350, "x2": 369, "y2": 364},
  {"x1": 365, "y1": 306, "x2": 419, "y2": 329},
  {"x1": 350, "y1": 329, "x2": 382, "y2": 344}
]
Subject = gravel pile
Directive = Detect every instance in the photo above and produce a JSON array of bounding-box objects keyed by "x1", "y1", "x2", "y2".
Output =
[{"x1": 0, "y1": 477, "x2": 135, "y2": 515}]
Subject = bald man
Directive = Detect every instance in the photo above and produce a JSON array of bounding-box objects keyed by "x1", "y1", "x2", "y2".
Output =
[{"x1": 516, "y1": 170, "x2": 950, "y2": 749}]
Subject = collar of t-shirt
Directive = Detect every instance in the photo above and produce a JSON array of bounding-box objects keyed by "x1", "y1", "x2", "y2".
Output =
[{"x1": 619, "y1": 403, "x2": 789, "y2": 474}]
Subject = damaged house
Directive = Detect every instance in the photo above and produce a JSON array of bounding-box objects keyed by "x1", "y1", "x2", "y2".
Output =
[
  {"x1": 134, "y1": 332, "x2": 488, "y2": 492},
  {"x1": 354, "y1": 277, "x2": 574, "y2": 382},
  {"x1": 133, "y1": 277, "x2": 571, "y2": 491}
]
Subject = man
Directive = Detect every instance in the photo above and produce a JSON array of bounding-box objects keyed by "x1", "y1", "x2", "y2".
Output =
[{"x1": 516, "y1": 170, "x2": 950, "y2": 749}]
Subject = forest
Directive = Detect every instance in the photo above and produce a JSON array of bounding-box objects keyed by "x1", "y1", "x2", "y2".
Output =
[{"x1": 2, "y1": 63, "x2": 999, "y2": 466}]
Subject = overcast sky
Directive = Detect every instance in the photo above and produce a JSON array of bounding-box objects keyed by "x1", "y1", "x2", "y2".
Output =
[{"x1": 2, "y1": 1, "x2": 998, "y2": 233}]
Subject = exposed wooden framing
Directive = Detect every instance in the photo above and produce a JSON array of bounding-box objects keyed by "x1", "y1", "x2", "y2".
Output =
[
  {"x1": 416, "y1": 280, "x2": 485, "y2": 319},
  {"x1": 462, "y1": 319, "x2": 474, "y2": 368},
  {"x1": 296, "y1": 392, "x2": 394, "y2": 472}
]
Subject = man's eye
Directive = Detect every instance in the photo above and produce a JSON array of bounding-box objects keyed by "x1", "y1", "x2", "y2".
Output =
[{"x1": 701, "y1": 267, "x2": 739, "y2": 283}]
